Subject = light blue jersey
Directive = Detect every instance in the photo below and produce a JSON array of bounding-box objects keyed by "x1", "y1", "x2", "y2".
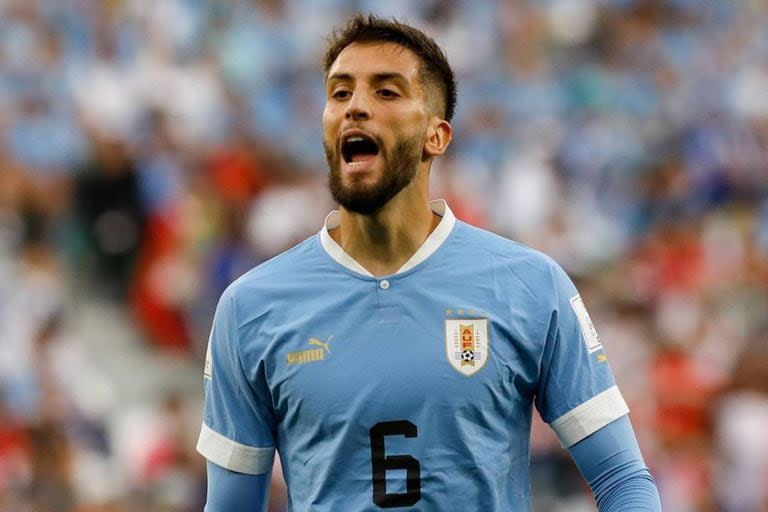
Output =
[{"x1": 197, "y1": 201, "x2": 629, "y2": 511}]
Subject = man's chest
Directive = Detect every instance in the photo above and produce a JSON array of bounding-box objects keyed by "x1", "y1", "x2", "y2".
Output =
[{"x1": 257, "y1": 284, "x2": 541, "y2": 427}]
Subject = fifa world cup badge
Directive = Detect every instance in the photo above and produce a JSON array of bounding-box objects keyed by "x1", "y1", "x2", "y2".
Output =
[{"x1": 445, "y1": 314, "x2": 489, "y2": 376}]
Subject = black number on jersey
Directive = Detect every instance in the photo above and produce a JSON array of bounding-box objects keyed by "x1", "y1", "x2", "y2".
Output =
[{"x1": 369, "y1": 420, "x2": 421, "y2": 508}]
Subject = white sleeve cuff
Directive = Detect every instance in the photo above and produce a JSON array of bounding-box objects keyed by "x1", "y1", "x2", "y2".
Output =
[
  {"x1": 196, "y1": 423, "x2": 275, "y2": 475},
  {"x1": 550, "y1": 385, "x2": 629, "y2": 448}
]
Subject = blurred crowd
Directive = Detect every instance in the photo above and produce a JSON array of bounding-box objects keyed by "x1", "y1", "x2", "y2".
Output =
[{"x1": 0, "y1": 0, "x2": 767, "y2": 510}]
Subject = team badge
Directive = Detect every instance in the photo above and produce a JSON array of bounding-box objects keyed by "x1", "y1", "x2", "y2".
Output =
[{"x1": 445, "y1": 316, "x2": 489, "y2": 376}]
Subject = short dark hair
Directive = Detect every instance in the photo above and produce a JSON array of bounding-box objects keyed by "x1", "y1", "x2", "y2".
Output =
[{"x1": 322, "y1": 13, "x2": 457, "y2": 122}]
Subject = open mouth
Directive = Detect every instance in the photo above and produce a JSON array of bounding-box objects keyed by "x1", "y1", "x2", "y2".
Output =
[{"x1": 341, "y1": 133, "x2": 380, "y2": 164}]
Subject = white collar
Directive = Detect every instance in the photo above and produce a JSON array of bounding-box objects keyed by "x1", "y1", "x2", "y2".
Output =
[{"x1": 319, "y1": 199, "x2": 456, "y2": 277}]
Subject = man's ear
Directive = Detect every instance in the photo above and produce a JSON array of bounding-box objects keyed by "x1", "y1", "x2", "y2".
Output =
[{"x1": 424, "y1": 118, "x2": 452, "y2": 158}]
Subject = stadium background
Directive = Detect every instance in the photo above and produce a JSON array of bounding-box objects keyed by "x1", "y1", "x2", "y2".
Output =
[{"x1": 1, "y1": 0, "x2": 767, "y2": 510}]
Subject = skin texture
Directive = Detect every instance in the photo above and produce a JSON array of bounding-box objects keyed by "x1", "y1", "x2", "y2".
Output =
[{"x1": 322, "y1": 42, "x2": 452, "y2": 276}]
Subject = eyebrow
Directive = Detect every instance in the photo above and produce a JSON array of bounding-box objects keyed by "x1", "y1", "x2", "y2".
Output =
[{"x1": 326, "y1": 72, "x2": 410, "y2": 85}]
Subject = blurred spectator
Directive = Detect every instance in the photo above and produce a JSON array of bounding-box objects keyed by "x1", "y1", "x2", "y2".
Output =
[
  {"x1": 72, "y1": 133, "x2": 146, "y2": 299},
  {"x1": 714, "y1": 335, "x2": 768, "y2": 512},
  {"x1": 23, "y1": 421, "x2": 76, "y2": 512}
]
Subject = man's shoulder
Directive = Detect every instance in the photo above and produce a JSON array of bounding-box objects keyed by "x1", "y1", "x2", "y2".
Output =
[
  {"x1": 453, "y1": 220, "x2": 556, "y2": 272},
  {"x1": 226, "y1": 234, "x2": 323, "y2": 297},
  {"x1": 451, "y1": 221, "x2": 568, "y2": 313}
]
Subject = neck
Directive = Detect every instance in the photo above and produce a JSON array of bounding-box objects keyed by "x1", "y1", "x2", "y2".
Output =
[{"x1": 330, "y1": 177, "x2": 439, "y2": 276}]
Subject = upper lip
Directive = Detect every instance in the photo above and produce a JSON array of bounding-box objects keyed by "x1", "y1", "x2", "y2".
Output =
[{"x1": 340, "y1": 128, "x2": 377, "y2": 147}]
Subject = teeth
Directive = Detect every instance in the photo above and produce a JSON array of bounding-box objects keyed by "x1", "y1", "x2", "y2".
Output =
[{"x1": 347, "y1": 136, "x2": 365, "y2": 143}]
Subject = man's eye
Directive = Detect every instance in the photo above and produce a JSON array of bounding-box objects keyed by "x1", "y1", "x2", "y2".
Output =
[
  {"x1": 332, "y1": 90, "x2": 351, "y2": 100},
  {"x1": 378, "y1": 89, "x2": 398, "y2": 98}
]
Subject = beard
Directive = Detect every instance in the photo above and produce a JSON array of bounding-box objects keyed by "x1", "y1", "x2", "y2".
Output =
[{"x1": 324, "y1": 134, "x2": 423, "y2": 215}]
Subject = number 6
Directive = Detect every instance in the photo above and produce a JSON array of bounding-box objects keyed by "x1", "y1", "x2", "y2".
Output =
[{"x1": 369, "y1": 420, "x2": 421, "y2": 508}]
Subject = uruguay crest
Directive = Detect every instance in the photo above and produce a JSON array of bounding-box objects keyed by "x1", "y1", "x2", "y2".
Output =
[{"x1": 445, "y1": 316, "x2": 489, "y2": 376}]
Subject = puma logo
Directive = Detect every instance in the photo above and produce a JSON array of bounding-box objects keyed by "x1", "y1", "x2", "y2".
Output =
[
  {"x1": 286, "y1": 335, "x2": 334, "y2": 365},
  {"x1": 308, "y1": 335, "x2": 333, "y2": 353}
]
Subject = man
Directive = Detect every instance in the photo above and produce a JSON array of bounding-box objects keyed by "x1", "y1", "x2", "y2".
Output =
[{"x1": 197, "y1": 14, "x2": 662, "y2": 511}]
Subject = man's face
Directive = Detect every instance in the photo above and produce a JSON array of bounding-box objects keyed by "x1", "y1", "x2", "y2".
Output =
[{"x1": 323, "y1": 42, "x2": 431, "y2": 214}]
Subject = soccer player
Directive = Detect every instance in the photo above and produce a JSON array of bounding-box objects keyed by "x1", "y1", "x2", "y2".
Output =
[{"x1": 197, "y1": 14, "x2": 662, "y2": 511}]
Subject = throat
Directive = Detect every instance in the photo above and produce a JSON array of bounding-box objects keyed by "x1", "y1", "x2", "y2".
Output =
[{"x1": 334, "y1": 210, "x2": 442, "y2": 277}]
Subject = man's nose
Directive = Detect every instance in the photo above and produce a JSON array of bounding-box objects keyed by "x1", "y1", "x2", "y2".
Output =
[{"x1": 345, "y1": 92, "x2": 371, "y2": 121}]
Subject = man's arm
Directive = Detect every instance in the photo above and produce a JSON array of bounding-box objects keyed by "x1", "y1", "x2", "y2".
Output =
[
  {"x1": 568, "y1": 415, "x2": 661, "y2": 511},
  {"x1": 205, "y1": 461, "x2": 271, "y2": 512},
  {"x1": 198, "y1": 286, "x2": 279, "y2": 511},
  {"x1": 533, "y1": 259, "x2": 660, "y2": 510}
]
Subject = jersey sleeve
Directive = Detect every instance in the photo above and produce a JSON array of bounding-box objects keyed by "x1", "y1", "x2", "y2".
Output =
[
  {"x1": 196, "y1": 286, "x2": 277, "y2": 474},
  {"x1": 534, "y1": 259, "x2": 629, "y2": 448},
  {"x1": 204, "y1": 460, "x2": 272, "y2": 512},
  {"x1": 568, "y1": 416, "x2": 661, "y2": 511}
]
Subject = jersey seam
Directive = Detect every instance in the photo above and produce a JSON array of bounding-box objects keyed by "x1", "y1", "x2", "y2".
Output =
[{"x1": 229, "y1": 289, "x2": 268, "y2": 407}]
